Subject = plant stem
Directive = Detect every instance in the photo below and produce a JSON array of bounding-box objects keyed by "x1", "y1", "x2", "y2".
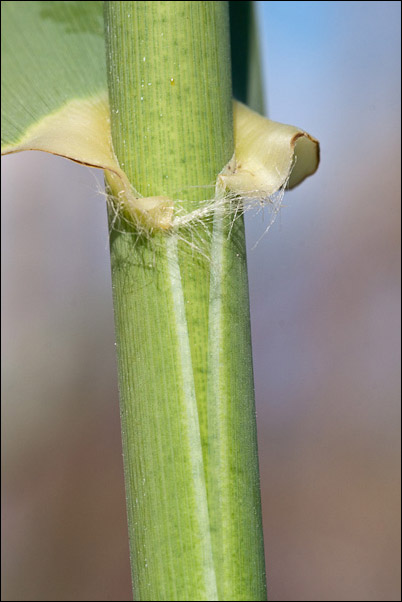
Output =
[{"x1": 104, "y1": 2, "x2": 266, "y2": 600}]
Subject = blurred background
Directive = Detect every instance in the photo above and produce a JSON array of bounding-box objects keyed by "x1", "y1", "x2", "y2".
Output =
[{"x1": 1, "y1": 1, "x2": 400, "y2": 600}]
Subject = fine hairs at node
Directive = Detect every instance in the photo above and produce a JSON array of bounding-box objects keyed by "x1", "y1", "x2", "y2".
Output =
[
  {"x1": 2, "y1": 95, "x2": 319, "y2": 258},
  {"x1": 102, "y1": 157, "x2": 290, "y2": 262}
]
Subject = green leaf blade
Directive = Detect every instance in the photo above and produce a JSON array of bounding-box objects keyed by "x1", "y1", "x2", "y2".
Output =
[{"x1": 1, "y1": 0, "x2": 106, "y2": 150}]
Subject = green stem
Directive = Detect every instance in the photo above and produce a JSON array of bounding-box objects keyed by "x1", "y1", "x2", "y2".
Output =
[
  {"x1": 207, "y1": 212, "x2": 266, "y2": 601},
  {"x1": 104, "y1": 2, "x2": 266, "y2": 599}
]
